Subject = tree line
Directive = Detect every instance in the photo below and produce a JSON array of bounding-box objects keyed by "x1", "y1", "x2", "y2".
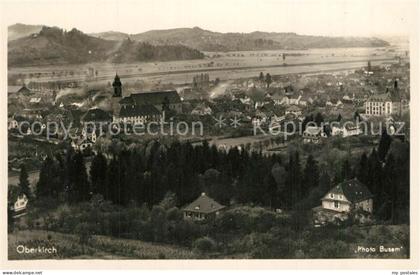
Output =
[{"x1": 28, "y1": 130, "x2": 409, "y2": 223}]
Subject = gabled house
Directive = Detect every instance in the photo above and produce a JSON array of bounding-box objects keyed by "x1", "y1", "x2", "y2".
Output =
[
  {"x1": 318, "y1": 179, "x2": 373, "y2": 213},
  {"x1": 13, "y1": 194, "x2": 29, "y2": 217},
  {"x1": 285, "y1": 105, "x2": 302, "y2": 117},
  {"x1": 302, "y1": 126, "x2": 326, "y2": 143},
  {"x1": 191, "y1": 104, "x2": 213, "y2": 116},
  {"x1": 183, "y1": 193, "x2": 225, "y2": 221},
  {"x1": 331, "y1": 121, "x2": 364, "y2": 137}
]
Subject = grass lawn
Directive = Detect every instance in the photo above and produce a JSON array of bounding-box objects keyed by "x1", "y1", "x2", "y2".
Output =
[{"x1": 8, "y1": 230, "x2": 197, "y2": 259}]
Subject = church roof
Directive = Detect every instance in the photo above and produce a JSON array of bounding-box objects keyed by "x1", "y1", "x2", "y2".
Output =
[
  {"x1": 127, "y1": 90, "x2": 181, "y2": 106},
  {"x1": 119, "y1": 104, "x2": 161, "y2": 118}
]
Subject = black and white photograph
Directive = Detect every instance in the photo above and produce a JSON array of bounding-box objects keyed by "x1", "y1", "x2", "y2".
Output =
[{"x1": 1, "y1": 0, "x2": 418, "y2": 268}]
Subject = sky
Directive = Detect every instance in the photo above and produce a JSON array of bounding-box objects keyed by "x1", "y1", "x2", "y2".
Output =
[{"x1": 0, "y1": 0, "x2": 418, "y2": 37}]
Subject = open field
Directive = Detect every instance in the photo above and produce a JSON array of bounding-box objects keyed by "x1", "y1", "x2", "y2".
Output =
[
  {"x1": 8, "y1": 230, "x2": 197, "y2": 259},
  {"x1": 9, "y1": 46, "x2": 405, "y2": 86}
]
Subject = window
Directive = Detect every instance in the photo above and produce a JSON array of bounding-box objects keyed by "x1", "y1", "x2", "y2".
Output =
[
  {"x1": 334, "y1": 201, "x2": 340, "y2": 208},
  {"x1": 330, "y1": 193, "x2": 334, "y2": 199}
]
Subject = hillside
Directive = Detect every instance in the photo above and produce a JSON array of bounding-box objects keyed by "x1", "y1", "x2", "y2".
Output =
[
  {"x1": 90, "y1": 31, "x2": 130, "y2": 41},
  {"x1": 8, "y1": 26, "x2": 204, "y2": 66},
  {"x1": 8, "y1": 23, "x2": 44, "y2": 41},
  {"x1": 93, "y1": 26, "x2": 390, "y2": 51}
]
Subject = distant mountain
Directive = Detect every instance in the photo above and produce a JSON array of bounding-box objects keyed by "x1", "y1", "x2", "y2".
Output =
[
  {"x1": 8, "y1": 24, "x2": 391, "y2": 66},
  {"x1": 8, "y1": 26, "x2": 204, "y2": 66},
  {"x1": 97, "y1": 26, "x2": 390, "y2": 51},
  {"x1": 8, "y1": 23, "x2": 44, "y2": 41},
  {"x1": 90, "y1": 31, "x2": 130, "y2": 41}
]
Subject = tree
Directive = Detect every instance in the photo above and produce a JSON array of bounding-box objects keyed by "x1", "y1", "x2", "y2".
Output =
[
  {"x1": 357, "y1": 152, "x2": 369, "y2": 186},
  {"x1": 286, "y1": 151, "x2": 302, "y2": 207},
  {"x1": 340, "y1": 158, "x2": 352, "y2": 181},
  {"x1": 303, "y1": 155, "x2": 319, "y2": 195},
  {"x1": 315, "y1": 112, "x2": 324, "y2": 126},
  {"x1": 36, "y1": 156, "x2": 60, "y2": 199},
  {"x1": 378, "y1": 129, "x2": 392, "y2": 161},
  {"x1": 259, "y1": 72, "x2": 264, "y2": 83},
  {"x1": 265, "y1": 73, "x2": 272, "y2": 88},
  {"x1": 193, "y1": 237, "x2": 216, "y2": 254},
  {"x1": 159, "y1": 191, "x2": 177, "y2": 210},
  {"x1": 354, "y1": 111, "x2": 361, "y2": 121},
  {"x1": 18, "y1": 164, "x2": 31, "y2": 199},
  {"x1": 75, "y1": 222, "x2": 92, "y2": 254},
  {"x1": 68, "y1": 152, "x2": 90, "y2": 202},
  {"x1": 302, "y1": 114, "x2": 314, "y2": 130},
  {"x1": 90, "y1": 152, "x2": 108, "y2": 196},
  {"x1": 319, "y1": 171, "x2": 331, "y2": 195}
]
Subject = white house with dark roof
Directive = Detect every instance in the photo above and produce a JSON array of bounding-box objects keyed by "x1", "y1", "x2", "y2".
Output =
[
  {"x1": 318, "y1": 179, "x2": 373, "y2": 213},
  {"x1": 183, "y1": 192, "x2": 225, "y2": 221},
  {"x1": 331, "y1": 121, "x2": 363, "y2": 137},
  {"x1": 302, "y1": 126, "x2": 326, "y2": 143},
  {"x1": 312, "y1": 179, "x2": 374, "y2": 226}
]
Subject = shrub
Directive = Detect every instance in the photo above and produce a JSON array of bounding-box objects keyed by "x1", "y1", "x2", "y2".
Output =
[{"x1": 193, "y1": 237, "x2": 216, "y2": 254}]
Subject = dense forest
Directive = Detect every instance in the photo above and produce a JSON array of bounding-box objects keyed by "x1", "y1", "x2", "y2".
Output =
[
  {"x1": 8, "y1": 130, "x2": 410, "y2": 258},
  {"x1": 22, "y1": 129, "x2": 409, "y2": 224}
]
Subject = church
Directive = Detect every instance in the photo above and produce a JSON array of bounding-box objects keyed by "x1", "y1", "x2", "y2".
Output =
[{"x1": 110, "y1": 75, "x2": 182, "y2": 124}]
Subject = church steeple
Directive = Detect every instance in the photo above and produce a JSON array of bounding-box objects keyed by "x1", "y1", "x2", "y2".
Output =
[{"x1": 112, "y1": 74, "x2": 122, "y2": 97}]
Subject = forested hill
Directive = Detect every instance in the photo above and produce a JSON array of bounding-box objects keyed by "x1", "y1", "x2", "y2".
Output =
[
  {"x1": 93, "y1": 26, "x2": 390, "y2": 51},
  {"x1": 8, "y1": 26, "x2": 204, "y2": 66}
]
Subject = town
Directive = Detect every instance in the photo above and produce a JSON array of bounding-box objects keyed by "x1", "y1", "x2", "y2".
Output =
[{"x1": 8, "y1": 52, "x2": 410, "y2": 259}]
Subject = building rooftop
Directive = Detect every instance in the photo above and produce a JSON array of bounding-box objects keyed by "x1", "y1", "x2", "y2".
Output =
[
  {"x1": 119, "y1": 104, "x2": 161, "y2": 118},
  {"x1": 121, "y1": 90, "x2": 181, "y2": 106},
  {"x1": 183, "y1": 193, "x2": 225, "y2": 214},
  {"x1": 304, "y1": 126, "x2": 322, "y2": 135},
  {"x1": 326, "y1": 178, "x2": 373, "y2": 203},
  {"x1": 81, "y1": 108, "x2": 112, "y2": 123}
]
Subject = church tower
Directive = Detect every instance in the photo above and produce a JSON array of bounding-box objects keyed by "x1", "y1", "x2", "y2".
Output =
[
  {"x1": 111, "y1": 74, "x2": 122, "y2": 121},
  {"x1": 112, "y1": 74, "x2": 122, "y2": 97}
]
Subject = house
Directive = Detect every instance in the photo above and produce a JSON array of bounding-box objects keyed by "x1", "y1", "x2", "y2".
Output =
[
  {"x1": 331, "y1": 122, "x2": 363, "y2": 137},
  {"x1": 118, "y1": 104, "x2": 162, "y2": 124},
  {"x1": 183, "y1": 192, "x2": 225, "y2": 221},
  {"x1": 318, "y1": 179, "x2": 373, "y2": 213},
  {"x1": 285, "y1": 105, "x2": 302, "y2": 117},
  {"x1": 326, "y1": 99, "x2": 343, "y2": 108},
  {"x1": 8, "y1": 117, "x2": 18, "y2": 130},
  {"x1": 312, "y1": 179, "x2": 373, "y2": 226},
  {"x1": 302, "y1": 126, "x2": 326, "y2": 143},
  {"x1": 278, "y1": 94, "x2": 302, "y2": 106},
  {"x1": 191, "y1": 104, "x2": 213, "y2": 116},
  {"x1": 365, "y1": 85, "x2": 407, "y2": 116},
  {"x1": 81, "y1": 108, "x2": 113, "y2": 125},
  {"x1": 13, "y1": 194, "x2": 29, "y2": 217},
  {"x1": 365, "y1": 93, "x2": 393, "y2": 116},
  {"x1": 271, "y1": 92, "x2": 284, "y2": 105},
  {"x1": 72, "y1": 137, "x2": 95, "y2": 151},
  {"x1": 8, "y1": 85, "x2": 32, "y2": 97}
]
